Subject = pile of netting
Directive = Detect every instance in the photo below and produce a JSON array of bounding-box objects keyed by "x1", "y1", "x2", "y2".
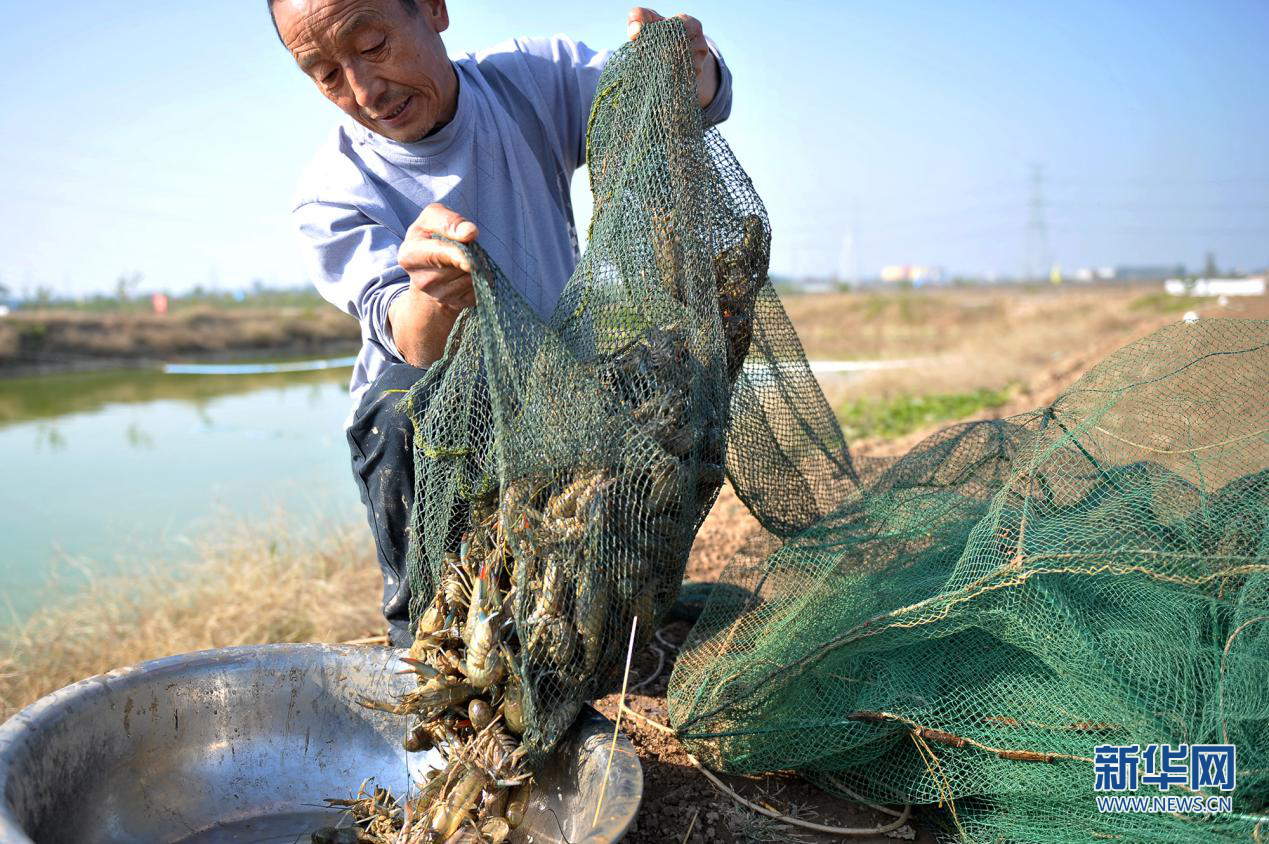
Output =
[
  {"x1": 670, "y1": 315, "x2": 1269, "y2": 842},
  {"x1": 338, "y1": 17, "x2": 1268, "y2": 844}
]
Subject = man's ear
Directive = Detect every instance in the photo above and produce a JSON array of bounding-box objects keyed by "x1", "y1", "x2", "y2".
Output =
[{"x1": 418, "y1": 0, "x2": 449, "y2": 33}]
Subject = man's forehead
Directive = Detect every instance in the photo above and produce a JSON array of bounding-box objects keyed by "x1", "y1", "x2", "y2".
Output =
[{"x1": 278, "y1": 0, "x2": 390, "y2": 54}]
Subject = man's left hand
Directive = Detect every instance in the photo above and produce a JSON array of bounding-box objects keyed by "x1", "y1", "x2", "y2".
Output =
[{"x1": 627, "y1": 8, "x2": 720, "y2": 109}]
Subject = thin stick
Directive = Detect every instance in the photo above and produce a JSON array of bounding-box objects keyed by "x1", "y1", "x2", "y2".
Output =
[
  {"x1": 681, "y1": 807, "x2": 700, "y2": 843},
  {"x1": 395, "y1": 794, "x2": 413, "y2": 844},
  {"x1": 594, "y1": 614, "x2": 640, "y2": 828},
  {"x1": 621, "y1": 702, "x2": 676, "y2": 734}
]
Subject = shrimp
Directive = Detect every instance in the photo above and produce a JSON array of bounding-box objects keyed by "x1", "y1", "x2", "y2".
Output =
[
  {"x1": 546, "y1": 471, "x2": 602, "y2": 519},
  {"x1": 505, "y1": 781, "x2": 532, "y2": 829},
  {"x1": 524, "y1": 615, "x2": 578, "y2": 667},
  {"x1": 526, "y1": 553, "x2": 566, "y2": 622},
  {"x1": 500, "y1": 668, "x2": 525, "y2": 735},
  {"x1": 429, "y1": 764, "x2": 488, "y2": 840},
  {"x1": 480, "y1": 817, "x2": 511, "y2": 843},
  {"x1": 479, "y1": 786, "x2": 508, "y2": 822},
  {"x1": 466, "y1": 698, "x2": 495, "y2": 731},
  {"x1": 360, "y1": 675, "x2": 475, "y2": 717},
  {"x1": 442, "y1": 543, "x2": 475, "y2": 617},
  {"x1": 440, "y1": 823, "x2": 484, "y2": 844},
  {"x1": 462, "y1": 564, "x2": 505, "y2": 689},
  {"x1": 574, "y1": 568, "x2": 610, "y2": 674},
  {"x1": 469, "y1": 723, "x2": 527, "y2": 786}
]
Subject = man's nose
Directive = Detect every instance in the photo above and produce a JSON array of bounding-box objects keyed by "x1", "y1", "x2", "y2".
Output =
[{"x1": 345, "y1": 63, "x2": 388, "y2": 112}]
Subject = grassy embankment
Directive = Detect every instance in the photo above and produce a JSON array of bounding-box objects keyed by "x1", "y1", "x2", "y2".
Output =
[
  {"x1": 2, "y1": 283, "x2": 1238, "y2": 717},
  {"x1": 0, "y1": 302, "x2": 360, "y2": 373}
]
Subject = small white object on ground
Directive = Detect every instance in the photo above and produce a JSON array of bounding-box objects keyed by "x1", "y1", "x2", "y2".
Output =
[{"x1": 1183, "y1": 311, "x2": 1200, "y2": 323}]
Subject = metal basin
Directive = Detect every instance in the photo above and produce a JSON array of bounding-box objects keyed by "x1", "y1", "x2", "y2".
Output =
[{"x1": 0, "y1": 644, "x2": 641, "y2": 843}]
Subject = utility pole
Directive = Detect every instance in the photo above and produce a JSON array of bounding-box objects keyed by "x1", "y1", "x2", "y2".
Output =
[{"x1": 1024, "y1": 163, "x2": 1050, "y2": 282}]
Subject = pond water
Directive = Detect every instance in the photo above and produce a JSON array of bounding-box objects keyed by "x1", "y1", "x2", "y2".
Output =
[{"x1": 0, "y1": 362, "x2": 367, "y2": 620}]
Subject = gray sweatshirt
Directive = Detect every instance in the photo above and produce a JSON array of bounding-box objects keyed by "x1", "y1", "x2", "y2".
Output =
[{"x1": 290, "y1": 34, "x2": 733, "y2": 414}]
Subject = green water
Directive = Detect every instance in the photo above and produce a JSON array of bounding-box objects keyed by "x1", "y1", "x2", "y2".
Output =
[{"x1": 0, "y1": 363, "x2": 367, "y2": 619}]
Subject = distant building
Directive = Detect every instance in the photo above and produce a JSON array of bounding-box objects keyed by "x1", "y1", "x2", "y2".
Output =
[
  {"x1": 1073, "y1": 266, "x2": 1116, "y2": 282},
  {"x1": 880, "y1": 264, "x2": 945, "y2": 285}
]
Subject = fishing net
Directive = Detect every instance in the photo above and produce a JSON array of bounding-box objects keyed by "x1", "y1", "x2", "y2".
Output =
[
  {"x1": 398, "y1": 18, "x2": 770, "y2": 768},
  {"x1": 390, "y1": 17, "x2": 1269, "y2": 843},
  {"x1": 669, "y1": 317, "x2": 1269, "y2": 842}
]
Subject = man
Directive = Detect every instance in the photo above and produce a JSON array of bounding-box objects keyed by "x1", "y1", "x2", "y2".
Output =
[{"x1": 272, "y1": 0, "x2": 733, "y2": 646}]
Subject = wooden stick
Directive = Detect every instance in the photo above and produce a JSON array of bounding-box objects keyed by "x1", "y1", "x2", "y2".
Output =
[{"x1": 621, "y1": 701, "x2": 676, "y2": 734}]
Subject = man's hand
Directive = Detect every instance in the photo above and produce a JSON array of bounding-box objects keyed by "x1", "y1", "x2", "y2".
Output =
[
  {"x1": 389, "y1": 203, "x2": 480, "y2": 368},
  {"x1": 627, "y1": 8, "x2": 720, "y2": 109},
  {"x1": 399, "y1": 203, "x2": 479, "y2": 308}
]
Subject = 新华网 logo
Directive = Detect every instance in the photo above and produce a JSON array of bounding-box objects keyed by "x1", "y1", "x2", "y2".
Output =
[{"x1": 1093, "y1": 743, "x2": 1235, "y2": 814}]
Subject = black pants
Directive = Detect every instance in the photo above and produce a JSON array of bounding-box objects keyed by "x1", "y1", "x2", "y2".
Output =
[{"x1": 347, "y1": 363, "x2": 434, "y2": 648}]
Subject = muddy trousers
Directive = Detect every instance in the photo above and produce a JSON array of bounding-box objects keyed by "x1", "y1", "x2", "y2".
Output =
[{"x1": 346, "y1": 362, "x2": 434, "y2": 648}]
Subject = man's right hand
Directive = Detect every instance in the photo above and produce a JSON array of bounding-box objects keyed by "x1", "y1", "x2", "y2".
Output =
[{"x1": 389, "y1": 203, "x2": 480, "y2": 368}]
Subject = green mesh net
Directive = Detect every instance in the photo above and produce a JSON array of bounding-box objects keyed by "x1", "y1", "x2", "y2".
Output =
[
  {"x1": 670, "y1": 319, "x2": 1269, "y2": 842},
  {"x1": 398, "y1": 18, "x2": 1269, "y2": 842},
  {"x1": 400, "y1": 19, "x2": 768, "y2": 766}
]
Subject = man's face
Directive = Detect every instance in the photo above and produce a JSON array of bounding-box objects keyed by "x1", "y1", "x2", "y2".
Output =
[{"x1": 275, "y1": 0, "x2": 457, "y2": 143}]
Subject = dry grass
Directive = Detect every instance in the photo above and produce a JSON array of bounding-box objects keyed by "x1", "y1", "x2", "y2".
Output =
[
  {"x1": 788, "y1": 284, "x2": 1210, "y2": 415},
  {"x1": 0, "y1": 524, "x2": 383, "y2": 721}
]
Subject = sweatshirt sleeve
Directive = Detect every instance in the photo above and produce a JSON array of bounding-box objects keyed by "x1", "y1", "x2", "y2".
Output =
[
  {"x1": 292, "y1": 199, "x2": 411, "y2": 363},
  {"x1": 482, "y1": 35, "x2": 608, "y2": 175},
  {"x1": 701, "y1": 37, "x2": 734, "y2": 127}
]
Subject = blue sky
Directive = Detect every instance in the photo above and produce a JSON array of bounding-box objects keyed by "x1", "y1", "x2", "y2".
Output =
[{"x1": 2, "y1": 0, "x2": 1267, "y2": 295}]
